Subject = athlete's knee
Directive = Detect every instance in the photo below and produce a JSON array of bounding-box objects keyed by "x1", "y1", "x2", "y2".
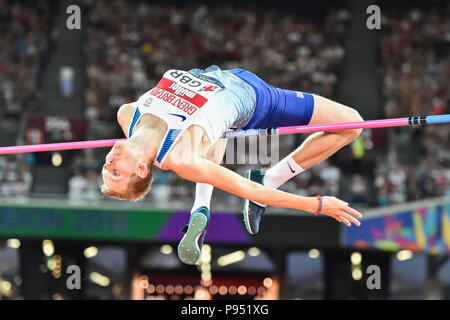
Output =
[{"x1": 343, "y1": 108, "x2": 363, "y2": 141}]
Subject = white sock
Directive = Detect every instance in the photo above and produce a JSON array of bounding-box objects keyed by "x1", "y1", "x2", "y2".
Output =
[
  {"x1": 264, "y1": 154, "x2": 305, "y2": 188},
  {"x1": 191, "y1": 183, "x2": 214, "y2": 213}
]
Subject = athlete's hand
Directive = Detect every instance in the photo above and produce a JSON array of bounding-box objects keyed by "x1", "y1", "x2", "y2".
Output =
[{"x1": 319, "y1": 196, "x2": 362, "y2": 227}]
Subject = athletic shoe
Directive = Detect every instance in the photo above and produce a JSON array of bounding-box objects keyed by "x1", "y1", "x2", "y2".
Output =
[
  {"x1": 177, "y1": 206, "x2": 210, "y2": 265},
  {"x1": 243, "y1": 169, "x2": 267, "y2": 235}
]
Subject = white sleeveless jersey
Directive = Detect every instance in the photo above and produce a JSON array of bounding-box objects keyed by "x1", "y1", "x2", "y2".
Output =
[{"x1": 128, "y1": 68, "x2": 255, "y2": 168}]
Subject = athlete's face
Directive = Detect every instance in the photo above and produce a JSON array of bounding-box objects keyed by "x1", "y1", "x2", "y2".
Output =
[{"x1": 102, "y1": 141, "x2": 136, "y2": 193}]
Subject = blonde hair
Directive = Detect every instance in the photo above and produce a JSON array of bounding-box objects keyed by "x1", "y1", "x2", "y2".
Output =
[{"x1": 100, "y1": 161, "x2": 153, "y2": 201}]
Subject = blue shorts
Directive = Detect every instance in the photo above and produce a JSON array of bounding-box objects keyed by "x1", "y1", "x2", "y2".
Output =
[{"x1": 228, "y1": 69, "x2": 315, "y2": 129}]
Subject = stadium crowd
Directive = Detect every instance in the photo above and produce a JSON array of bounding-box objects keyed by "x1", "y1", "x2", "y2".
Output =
[
  {"x1": 0, "y1": 0, "x2": 49, "y2": 199},
  {"x1": 0, "y1": 0, "x2": 51, "y2": 118},
  {"x1": 375, "y1": 7, "x2": 450, "y2": 206},
  {"x1": 83, "y1": 1, "x2": 349, "y2": 121}
]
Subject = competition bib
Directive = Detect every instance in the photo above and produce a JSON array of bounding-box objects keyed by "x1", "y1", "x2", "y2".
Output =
[{"x1": 142, "y1": 69, "x2": 225, "y2": 120}]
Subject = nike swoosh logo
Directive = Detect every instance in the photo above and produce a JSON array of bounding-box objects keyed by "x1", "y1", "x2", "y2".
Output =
[
  {"x1": 287, "y1": 162, "x2": 296, "y2": 173},
  {"x1": 169, "y1": 113, "x2": 187, "y2": 122}
]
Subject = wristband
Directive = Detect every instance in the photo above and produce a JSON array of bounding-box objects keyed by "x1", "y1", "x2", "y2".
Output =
[{"x1": 314, "y1": 195, "x2": 323, "y2": 215}]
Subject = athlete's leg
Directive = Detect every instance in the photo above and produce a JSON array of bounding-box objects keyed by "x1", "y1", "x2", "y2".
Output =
[
  {"x1": 234, "y1": 68, "x2": 363, "y2": 233},
  {"x1": 190, "y1": 138, "x2": 227, "y2": 211},
  {"x1": 178, "y1": 138, "x2": 227, "y2": 265},
  {"x1": 291, "y1": 95, "x2": 363, "y2": 169},
  {"x1": 244, "y1": 94, "x2": 362, "y2": 234},
  {"x1": 191, "y1": 184, "x2": 214, "y2": 213},
  {"x1": 264, "y1": 95, "x2": 363, "y2": 188}
]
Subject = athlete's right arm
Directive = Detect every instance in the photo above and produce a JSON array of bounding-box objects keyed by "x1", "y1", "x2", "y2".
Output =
[{"x1": 167, "y1": 157, "x2": 362, "y2": 226}]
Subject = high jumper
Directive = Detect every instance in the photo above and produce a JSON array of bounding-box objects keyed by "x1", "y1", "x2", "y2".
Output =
[{"x1": 100, "y1": 65, "x2": 364, "y2": 265}]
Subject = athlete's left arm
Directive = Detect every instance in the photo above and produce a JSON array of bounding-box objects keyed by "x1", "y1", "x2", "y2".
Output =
[{"x1": 167, "y1": 157, "x2": 362, "y2": 226}]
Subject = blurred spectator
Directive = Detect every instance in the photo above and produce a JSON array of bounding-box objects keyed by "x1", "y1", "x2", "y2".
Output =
[
  {"x1": 377, "y1": 183, "x2": 389, "y2": 207},
  {"x1": 350, "y1": 174, "x2": 367, "y2": 205},
  {"x1": 85, "y1": 169, "x2": 102, "y2": 200},
  {"x1": 60, "y1": 66, "x2": 75, "y2": 98},
  {"x1": 0, "y1": 155, "x2": 33, "y2": 198},
  {"x1": 25, "y1": 125, "x2": 45, "y2": 145},
  {"x1": 67, "y1": 155, "x2": 104, "y2": 201},
  {"x1": 318, "y1": 160, "x2": 341, "y2": 195},
  {"x1": 68, "y1": 168, "x2": 88, "y2": 201},
  {"x1": 0, "y1": 177, "x2": 12, "y2": 197}
]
